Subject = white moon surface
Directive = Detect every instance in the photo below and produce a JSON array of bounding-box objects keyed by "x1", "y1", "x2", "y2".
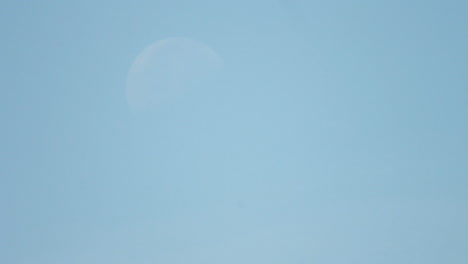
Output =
[{"x1": 126, "y1": 37, "x2": 223, "y2": 111}]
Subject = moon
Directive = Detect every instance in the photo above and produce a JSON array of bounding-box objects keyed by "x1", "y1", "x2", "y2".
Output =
[{"x1": 126, "y1": 37, "x2": 223, "y2": 111}]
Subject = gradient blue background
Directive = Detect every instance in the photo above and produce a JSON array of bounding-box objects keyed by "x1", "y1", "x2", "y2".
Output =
[{"x1": 1, "y1": 0, "x2": 467, "y2": 263}]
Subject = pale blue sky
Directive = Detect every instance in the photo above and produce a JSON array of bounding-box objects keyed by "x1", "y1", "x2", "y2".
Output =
[{"x1": 1, "y1": 0, "x2": 467, "y2": 263}]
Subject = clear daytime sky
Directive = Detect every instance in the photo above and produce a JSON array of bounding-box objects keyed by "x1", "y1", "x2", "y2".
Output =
[{"x1": 1, "y1": 0, "x2": 467, "y2": 263}]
